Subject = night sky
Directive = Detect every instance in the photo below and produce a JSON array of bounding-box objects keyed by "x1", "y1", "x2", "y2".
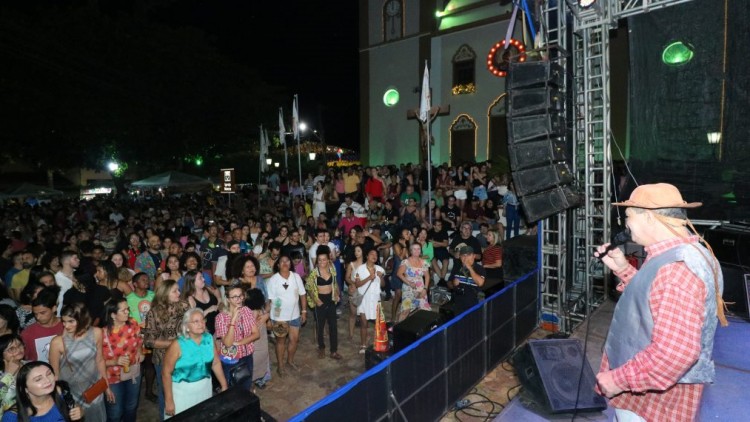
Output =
[{"x1": 160, "y1": 0, "x2": 360, "y2": 149}]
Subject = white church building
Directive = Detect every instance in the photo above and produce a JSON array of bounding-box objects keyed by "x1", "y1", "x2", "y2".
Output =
[{"x1": 359, "y1": 0, "x2": 525, "y2": 170}]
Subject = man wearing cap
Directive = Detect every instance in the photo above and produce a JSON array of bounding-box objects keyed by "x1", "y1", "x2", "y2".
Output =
[
  {"x1": 595, "y1": 183, "x2": 725, "y2": 422},
  {"x1": 448, "y1": 246, "x2": 486, "y2": 314}
]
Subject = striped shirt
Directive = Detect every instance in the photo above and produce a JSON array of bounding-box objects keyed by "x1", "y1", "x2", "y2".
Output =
[{"x1": 600, "y1": 236, "x2": 707, "y2": 422}]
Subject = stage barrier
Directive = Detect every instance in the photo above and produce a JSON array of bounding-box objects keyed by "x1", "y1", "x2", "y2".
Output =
[{"x1": 291, "y1": 268, "x2": 540, "y2": 421}]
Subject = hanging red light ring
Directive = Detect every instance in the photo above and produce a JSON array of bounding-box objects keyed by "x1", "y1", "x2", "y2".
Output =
[{"x1": 486, "y1": 38, "x2": 527, "y2": 77}]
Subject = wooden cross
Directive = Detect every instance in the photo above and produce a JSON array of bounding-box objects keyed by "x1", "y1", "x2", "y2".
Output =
[{"x1": 406, "y1": 104, "x2": 450, "y2": 161}]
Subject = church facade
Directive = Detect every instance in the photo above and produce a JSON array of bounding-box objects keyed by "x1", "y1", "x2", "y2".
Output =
[{"x1": 359, "y1": 0, "x2": 523, "y2": 170}]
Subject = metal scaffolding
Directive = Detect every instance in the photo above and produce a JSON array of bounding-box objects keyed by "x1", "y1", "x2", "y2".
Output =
[{"x1": 538, "y1": 0, "x2": 694, "y2": 333}]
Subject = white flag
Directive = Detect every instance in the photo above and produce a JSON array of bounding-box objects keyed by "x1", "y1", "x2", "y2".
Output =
[
  {"x1": 278, "y1": 107, "x2": 286, "y2": 146},
  {"x1": 292, "y1": 94, "x2": 300, "y2": 141},
  {"x1": 418, "y1": 61, "x2": 431, "y2": 123}
]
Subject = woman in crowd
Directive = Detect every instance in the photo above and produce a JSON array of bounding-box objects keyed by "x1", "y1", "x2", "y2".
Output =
[
  {"x1": 181, "y1": 271, "x2": 220, "y2": 335},
  {"x1": 232, "y1": 256, "x2": 267, "y2": 300},
  {"x1": 396, "y1": 242, "x2": 431, "y2": 322},
  {"x1": 312, "y1": 181, "x2": 327, "y2": 219},
  {"x1": 244, "y1": 288, "x2": 271, "y2": 389},
  {"x1": 414, "y1": 228, "x2": 434, "y2": 269},
  {"x1": 353, "y1": 249, "x2": 385, "y2": 353},
  {"x1": 0, "y1": 308, "x2": 18, "y2": 338},
  {"x1": 122, "y1": 233, "x2": 142, "y2": 269},
  {"x1": 344, "y1": 244, "x2": 365, "y2": 340},
  {"x1": 273, "y1": 226, "x2": 290, "y2": 246},
  {"x1": 0, "y1": 361, "x2": 83, "y2": 422},
  {"x1": 481, "y1": 230, "x2": 504, "y2": 285},
  {"x1": 471, "y1": 165, "x2": 488, "y2": 206},
  {"x1": 110, "y1": 252, "x2": 135, "y2": 277},
  {"x1": 162, "y1": 308, "x2": 227, "y2": 419},
  {"x1": 101, "y1": 298, "x2": 142, "y2": 422},
  {"x1": 49, "y1": 303, "x2": 108, "y2": 422},
  {"x1": 453, "y1": 164, "x2": 469, "y2": 211},
  {"x1": 159, "y1": 254, "x2": 182, "y2": 291},
  {"x1": 390, "y1": 228, "x2": 411, "y2": 322},
  {"x1": 14, "y1": 283, "x2": 43, "y2": 331},
  {"x1": 266, "y1": 255, "x2": 307, "y2": 377},
  {"x1": 305, "y1": 246, "x2": 341, "y2": 360},
  {"x1": 214, "y1": 281, "x2": 258, "y2": 391},
  {"x1": 420, "y1": 199, "x2": 441, "y2": 230},
  {"x1": 0, "y1": 335, "x2": 25, "y2": 417},
  {"x1": 95, "y1": 260, "x2": 131, "y2": 298},
  {"x1": 142, "y1": 279, "x2": 189, "y2": 419},
  {"x1": 178, "y1": 252, "x2": 213, "y2": 290}
]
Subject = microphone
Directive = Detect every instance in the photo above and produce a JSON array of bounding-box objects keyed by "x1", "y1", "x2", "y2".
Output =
[{"x1": 594, "y1": 229, "x2": 631, "y2": 260}]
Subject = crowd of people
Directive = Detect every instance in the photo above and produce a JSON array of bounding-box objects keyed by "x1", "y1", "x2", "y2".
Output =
[{"x1": 0, "y1": 161, "x2": 526, "y2": 420}]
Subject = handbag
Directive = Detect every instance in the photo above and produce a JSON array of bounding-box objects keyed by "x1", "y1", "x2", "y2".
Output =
[
  {"x1": 229, "y1": 363, "x2": 253, "y2": 386},
  {"x1": 350, "y1": 279, "x2": 373, "y2": 307},
  {"x1": 82, "y1": 377, "x2": 108, "y2": 404}
]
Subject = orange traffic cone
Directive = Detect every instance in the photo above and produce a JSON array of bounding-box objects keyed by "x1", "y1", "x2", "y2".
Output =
[{"x1": 374, "y1": 302, "x2": 389, "y2": 352}]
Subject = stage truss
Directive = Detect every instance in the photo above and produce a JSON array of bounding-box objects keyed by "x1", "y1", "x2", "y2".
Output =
[{"x1": 538, "y1": 0, "x2": 695, "y2": 333}]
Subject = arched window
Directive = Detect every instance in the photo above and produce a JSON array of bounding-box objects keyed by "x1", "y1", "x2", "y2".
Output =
[
  {"x1": 487, "y1": 94, "x2": 510, "y2": 172},
  {"x1": 452, "y1": 45, "x2": 476, "y2": 95},
  {"x1": 450, "y1": 114, "x2": 477, "y2": 165}
]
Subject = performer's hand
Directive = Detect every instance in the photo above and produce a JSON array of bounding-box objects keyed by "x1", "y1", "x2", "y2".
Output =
[
  {"x1": 596, "y1": 370, "x2": 624, "y2": 398},
  {"x1": 595, "y1": 243, "x2": 629, "y2": 273}
]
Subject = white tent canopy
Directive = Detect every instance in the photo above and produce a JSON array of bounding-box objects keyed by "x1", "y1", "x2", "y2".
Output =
[{"x1": 130, "y1": 171, "x2": 212, "y2": 191}]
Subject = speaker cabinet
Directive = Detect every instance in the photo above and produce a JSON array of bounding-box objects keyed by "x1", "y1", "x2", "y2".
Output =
[
  {"x1": 170, "y1": 385, "x2": 262, "y2": 421},
  {"x1": 508, "y1": 61, "x2": 564, "y2": 89},
  {"x1": 720, "y1": 263, "x2": 749, "y2": 317},
  {"x1": 513, "y1": 163, "x2": 574, "y2": 196},
  {"x1": 508, "y1": 138, "x2": 568, "y2": 171},
  {"x1": 507, "y1": 113, "x2": 565, "y2": 144},
  {"x1": 508, "y1": 86, "x2": 564, "y2": 117},
  {"x1": 512, "y1": 339, "x2": 607, "y2": 414},
  {"x1": 393, "y1": 310, "x2": 442, "y2": 352},
  {"x1": 520, "y1": 186, "x2": 581, "y2": 222}
]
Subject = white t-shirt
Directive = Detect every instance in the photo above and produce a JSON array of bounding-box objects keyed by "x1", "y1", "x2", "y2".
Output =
[
  {"x1": 54, "y1": 271, "x2": 73, "y2": 317},
  {"x1": 267, "y1": 272, "x2": 306, "y2": 322},
  {"x1": 308, "y1": 241, "x2": 339, "y2": 268}
]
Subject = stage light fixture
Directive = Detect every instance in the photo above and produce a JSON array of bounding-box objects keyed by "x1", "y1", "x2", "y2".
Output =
[
  {"x1": 662, "y1": 41, "x2": 694, "y2": 66},
  {"x1": 274, "y1": 162, "x2": 280, "y2": 168},
  {"x1": 309, "y1": 152, "x2": 316, "y2": 160},
  {"x1": 266, "y1": 158, "x2": 272, "y2": 165},
  {"x1": 579, "y1": 0, "x2": 597, "y2": 7},
  {"x1": 707, "y1": 132, "x2": 721, "y2": 144}
]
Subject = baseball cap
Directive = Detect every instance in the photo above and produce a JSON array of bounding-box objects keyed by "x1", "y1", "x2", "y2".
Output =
[
  {"x1": 612, "y1": 183, "x2": 701, "y2": 209},
  {"x1": 458, "y1": 245, "x2": 474, "y2": 255}
]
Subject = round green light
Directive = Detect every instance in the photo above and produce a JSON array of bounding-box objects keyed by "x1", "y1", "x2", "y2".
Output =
[
  {"x1": 195, "y1": 156, "x2": 203, "y2": 166},
  {"x1": 662, "y1": 41, "x2": 694, "y2": 66},
  {"x1": 383, "y1": 89, "x2": 400, "y2": 107}
]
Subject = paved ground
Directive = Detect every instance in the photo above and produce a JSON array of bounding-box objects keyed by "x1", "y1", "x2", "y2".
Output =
[{"x1": 135, "y1": 299, "x2": 616, "y2": 421}]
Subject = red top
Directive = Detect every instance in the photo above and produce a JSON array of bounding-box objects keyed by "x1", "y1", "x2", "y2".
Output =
[
  {"x1": 482, "y1": 245, "x2": 502, "y2": 266},
  {"x1": 365, "y1": 178, "x2": 384, "y2": 200},
  {"x1": 599, "y1": 236, "x2": 707, "y2": 422},
  {"x1": 103, "y1": 320, "x2": 143, "y2": 384},
  {"x1": 215, "y1": 307, "x2": 257, "y2": 359}
]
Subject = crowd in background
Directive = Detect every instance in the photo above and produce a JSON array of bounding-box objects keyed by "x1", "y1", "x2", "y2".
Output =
[{"x1": 0, "y1": 161, "x2": 532, "y2": 420}]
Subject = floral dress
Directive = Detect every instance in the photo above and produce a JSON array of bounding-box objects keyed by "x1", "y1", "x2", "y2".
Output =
[{"x1": 398, "y1": 259, "x2": 431, "y2": 315}]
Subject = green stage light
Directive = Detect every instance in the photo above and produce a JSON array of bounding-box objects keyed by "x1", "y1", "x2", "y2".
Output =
[
  {"x1": 383, "y1": 89, "x2": 399, "y2": 107},
  {"x1": 194, "y1": 156, "x2": 203, "y2": 166},
  {"x1": 662, "y1": 41, "x2": 694, "y2": 66}
]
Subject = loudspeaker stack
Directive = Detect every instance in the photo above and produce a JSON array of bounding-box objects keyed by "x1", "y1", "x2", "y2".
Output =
[{"x1": 506, "y1": 61, "x2": 579, "y2": 222}]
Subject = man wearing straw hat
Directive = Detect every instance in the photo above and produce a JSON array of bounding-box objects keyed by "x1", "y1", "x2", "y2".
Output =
[{"x1": 595, "y1": 183, "x2": 726, "y2": 422}]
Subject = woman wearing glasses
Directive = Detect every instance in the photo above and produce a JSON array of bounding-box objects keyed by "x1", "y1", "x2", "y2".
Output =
[
  {"x1": 0, "y1": 335, "x2": 25, "y2": 417},
  {"x1": 162, "y1": 308, "x2": 227, "y2": 419},
  {"x1": 214, "y1": 282, "x2": 259, "y2": 392}
]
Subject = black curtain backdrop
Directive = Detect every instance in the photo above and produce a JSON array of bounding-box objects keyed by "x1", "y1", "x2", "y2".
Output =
[{"x1": 628, "y1": 0, "x2": 750, "y2": 221}]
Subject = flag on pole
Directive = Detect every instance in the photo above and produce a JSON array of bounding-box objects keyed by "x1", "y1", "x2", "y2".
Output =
[
  {"x1": 278, "y1": 107, "x2": 286, "y2": 146},
  {"x1": 292, "y1": 94, "x2": 300, "y2": 142},
  {"x1": 418, "y1": 61, "x2": 431, "y2": 123},
  {"x1": 259, "y1": 124, "x2": 266, "y2": 171}
]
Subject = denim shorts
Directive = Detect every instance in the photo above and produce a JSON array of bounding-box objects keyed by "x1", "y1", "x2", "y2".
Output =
[{"x1": 288, "y1": 317, "x2": 302, "y2": 327}]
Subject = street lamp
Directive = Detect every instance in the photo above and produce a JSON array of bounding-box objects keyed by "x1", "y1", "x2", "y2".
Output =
[
  {"x1": 107, "y1": 162, "x2": 119, "y2": 173},
  {"x1": 274, "y1": 162, "x2": 280, "y2": 168},
  {"x1": 309, "y1": 152, "x2": 317, "y2": 160},
  {"x1": 707, "y1": 132, "x2": 721, "y2": 144},
  {"x1": 266, "y1": 158, "x2": 273, "y2": 165},
  {"x1": 299, "y1": 122, "x2": 308, "y2": 132}
]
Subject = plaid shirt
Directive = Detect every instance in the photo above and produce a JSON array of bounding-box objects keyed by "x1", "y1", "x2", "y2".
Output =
[
  {"x1": 215, "y1": 307, "x2": 256, "y2": 358},
  {"x1": 600, "y1": 236, "x2": 707, "y2": 421}
]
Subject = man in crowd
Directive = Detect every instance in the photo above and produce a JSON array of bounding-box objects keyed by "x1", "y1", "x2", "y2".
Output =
[
  {"x1": 135, "y1": 235, "x2": 163, "y2": 280},
  {"x1": 10, "y1": 249, "x2": 37, "y2": 299},
  {"x1": 449, "y1": 222, "x2": 482, "y2": 264},
  {"x1": 441, "y1": 195, "x2": 461, "y2": 231},
  {"x1": 127, "y1": 272, "x2": 157, "y2": 402},
  {"x1": 54, "y1": 250, "x2": 79, "y2": 317},
  {"x1": 595, "y1": 183, "x2": 725, "y2": 422},
  {"x1": 449, "y1": 246, "x2": 486, "y2": 314},
  {"x1": 21, "y1": 287, "x2": 63, "y2": 362}
]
